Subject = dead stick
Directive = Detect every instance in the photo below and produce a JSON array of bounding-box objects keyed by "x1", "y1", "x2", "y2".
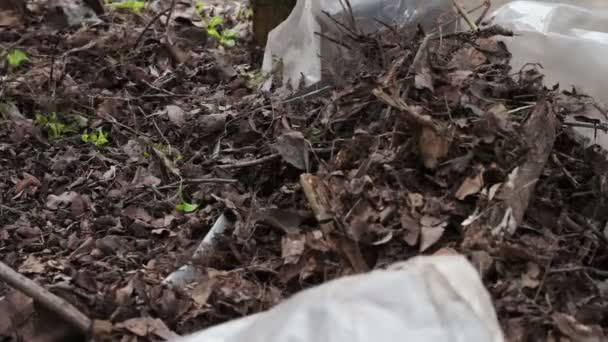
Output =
[
  {"x1": 0, "y1": 261, "x2": 92, "y2": 333},
  {"x1": 220, "y1": 153, "x2": 281, "y2": 169}
]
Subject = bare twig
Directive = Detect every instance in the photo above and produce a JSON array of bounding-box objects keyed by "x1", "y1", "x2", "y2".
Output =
[
  {"x1": 453, "y1": 0, "x2": 479, "y2": 31},
  {"x1": 0, "y1": 203, "x2": 24, "y2": 215},
  {"x1": 156, "y1": 178, "x2": 238, "y2": 190},
  {"x1": 219, "y1": 154, "x2": 281, "y2": 169},
  {"x1": 133, "y1": 7, "x2": 172, "y2": 48},
  {"x1": 0, "y1": 261, "x2": 92, "y2": 333}
]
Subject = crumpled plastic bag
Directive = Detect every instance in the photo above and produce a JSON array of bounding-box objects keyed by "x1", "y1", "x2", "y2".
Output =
[
  {"x1": 490, "y1": 0, "x2": 608, "y2": 102},
  {"x1": 489, "y1": 0, "x2": 608, "y2": 149},
  {"x1": 261, "y1": 0, "x2": 453, "y2": 90},
  {"x1": 171, "y1": 255, "x2": 504, "y2": 342}
]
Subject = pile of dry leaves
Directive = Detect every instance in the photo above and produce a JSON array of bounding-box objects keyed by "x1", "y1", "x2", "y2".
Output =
[{"x1": 1, "y1": 0, "x2": 607, "y2": 341}]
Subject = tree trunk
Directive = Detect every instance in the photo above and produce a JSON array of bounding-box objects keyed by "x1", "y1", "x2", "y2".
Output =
[{"x1": 252, "y1": 0, "x2": 297, "y2": 47}]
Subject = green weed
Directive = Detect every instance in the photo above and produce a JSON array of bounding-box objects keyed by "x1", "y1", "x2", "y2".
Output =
[
  {"x1": 206, "y1": 16, "x2": 236, "y2": 47},
  {"x1": 81, "y1": 128, "x2": 109, "y2": 147},
  {"x1": 6, "y1": 49, "x2": 28, "y2": 69},
  {"x1": 107, "y1": 0, "x2": 145, "y2": 13},
  {"x1": 35, "y1": 113, "x2": 74, "y2": 139}
]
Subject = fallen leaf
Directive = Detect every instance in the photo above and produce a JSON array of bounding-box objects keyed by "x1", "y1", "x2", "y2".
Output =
[
  {"x1": 400, "y1": 211, "x2": 420, "y2": 246},
  {"x1": 70, "y1": 193, "x2": 86, "y2": 218},
  {"x1": 46, "y1": 191, "x2": 79, "y2": 210},
  {"x1": 18, "y1": 255, "x2": 45, "y2": 274},
  {"x1": 275, "y1": 131, "x2": 309, "y2": 170},
  {"x1": 14, "y1": 173, "x2": 41, "y2": 193},
  {"x1": 92, "y1": 320, "x2": 113, "y2": 336},
  {"x1": 521, "y1": 262, "x2": 540, "y2": 289},
  {"x1": 166, "y1": 105, "x2": 185, "y2": 126},
  {"x1": 419, "y1": 225, "x2": 446, "y2": 252},
  {"x1": 455, "y1": 165, "x2": 485, "y2": 200},
  {"x1": 256, "y1": 208, "x2": 302, "y2": 234},
  {"x1": 123, "y1": 206, "x2": 153, "y2": 223},
  {"x1": 0, "y1": 10, "x2": 19, "y2": 27},
  {"x1": 0, "y1": 291, "x2": 34, "y2": 336},
  {"x1": 281, "y1": 234, "x2": 306, "y2": 264},
  {"x1": 552, "y1": 312, "x2": 606, "y2": 342},
  {"x1": 419, "y1": 126, "x2": 449, "y2": 169},
  {"x1": 190, "y1": 275, "x2": 216, "y2": 306},
  {"x1": 414, "y1": 67, "x2": 434, "y2": 92},
  {"x1": 407, "y1": 193, "x2": 424, "y2": 210}
]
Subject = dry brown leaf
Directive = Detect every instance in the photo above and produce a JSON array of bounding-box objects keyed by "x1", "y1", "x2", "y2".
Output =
[
  {"x1": 0, "y1": 291, "x2": 34, "y2": 336},
  {"x1": 92, "y1": 320, "x2": 113, "y2": 336},
  {"x1": 407, "y1": 193, "x2": 424, "y2": 210},
  {"x1": 123, "y1": 206, "x2": 154, "y2": 223},
  {"x1": 166, "y1": 105, "x2": 185, "y2": 126},
  {"x1": 414, "y1": 67, "x2": 434, "y2": 92},
  {"x1": 281, "y1": 234, "x2": 306, "y2": 264},
  {"x1": 256, "y1": 208, "x2": 303, "y2": 234},
  {"x1": 552, "y1": 312, "x2": 606, "y2": 342},
  {"x1": 46, "y1": 191, "x2": 79, "y2": 210},
  {"x1": 70, "y1": 193, "x2": 86, "y2": 218},
  {"x1": 14, "y1": 173, "x2": 41, "y2": 194},
  {"x1": 275, "y1": 131, "x2": 309, "y2": 170},
  {"x1": 190, "y1": 275, "x2": 217, "y2": 307},
  {"x1": 18, "y1": 255, "x2": 45, "y2": 274},
  {"x1": 400, "y1": 211, "x2": 420, "y2": 246},
  {"x1": 521, "y1": 262, "x2": 540, "y2": 289},
  {"x1": 419, "y1": 126, "x2": 449, "y2": 169},
  {"x1": 419, "y1": 225, "x2": 445, "y2": 252},
  {"x1": 455, "y1": 165, "x2": 485, "y2": 200}
]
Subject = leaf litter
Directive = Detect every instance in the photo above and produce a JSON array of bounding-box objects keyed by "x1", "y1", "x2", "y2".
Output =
[{"x1": 0, "y1": 0, "x2": 607, "y2": 341}]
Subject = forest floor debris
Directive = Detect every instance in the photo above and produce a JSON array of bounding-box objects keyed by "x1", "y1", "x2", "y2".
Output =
[{"x1": 1, "y1": 0, "x2": 607, "y2": 341}]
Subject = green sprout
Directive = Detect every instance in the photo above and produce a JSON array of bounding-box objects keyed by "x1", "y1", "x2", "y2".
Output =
[
  {"x1": 108, "y1": 0, "x2": 145, "y2": 13},
  {"x1": 35, "y1": 113, "x2": 74, "y2": 139},
  {"x1": 6, "y1": 49, "x2": 28, "y2": 69},
  {"x1": 206, "y1": 16, "x2": 236, "y2": 47},
  {"x1": 81, "y1": 128, "x2": 109, "y2": 147},
  {"x1": 175, "y1": 201, "x2": 199, "y2": 213},
  {"x1": 175, "y1": 184, "x2": 199, "y2": 213},
  {"x1": 195, "y1": 1, "x2": 205, "y2": 15}
]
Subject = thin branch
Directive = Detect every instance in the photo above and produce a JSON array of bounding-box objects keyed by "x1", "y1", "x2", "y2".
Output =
[
  {"x1": 219, "y1": 154, "x2": 281, "y2": 169},
  {"x1": 0, "y1": 261, "x2": 92, "y2": 333}
]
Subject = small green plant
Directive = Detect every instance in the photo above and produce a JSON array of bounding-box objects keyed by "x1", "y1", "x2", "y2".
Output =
[
  {"x1": 195, "y1": 1, "x2": 205, "y2": 15},
  {"x1": 6, "y1": 49, "x2": 28, "y2": 69},
  {"x1": 175, "y1": 201, "x2": 199, "y2": 213},
  {"x1": 206, "y1": 16, "x2": 236, "y2": 47},
  {"x1": 81, "y1": 128, "x2": 109, "y2": 147},
  {"x1": 35, "y1": 113, "x2": 73, "y2": 139},
  {"x1": 107, "y1": 0, "x2": 145, "y2": 13},
  {"x1": 175, "y1": 185, "x2": 199, "y2": 213}
]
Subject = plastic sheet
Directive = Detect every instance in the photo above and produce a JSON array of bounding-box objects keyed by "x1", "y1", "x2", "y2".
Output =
[
  {"x1": 261, "y1": 0, "x2": 453, "y2": 90},
  {"x1": 488, "y1": 1, "x2": 608, "y2": 149},
  {"x1": 171, "y1": 255, "x2": 504, "y2": 342}
]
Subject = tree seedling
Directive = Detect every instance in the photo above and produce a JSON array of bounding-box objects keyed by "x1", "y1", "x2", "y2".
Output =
[
  {"x1": 5, "y1": 49, "x2": 28, "y2": 69},
  {"x1": 175, "y1": 188, "x2": 199, "y2": 213},
  {"x1": 81, "y1": 128, "x2": 109, "y2": 147},
  {"x1": 107, "y1": 0, "x2": 145, "y2": 13},
  {"x1": 35, "y1": 113, "x2": 74, "y2": 139},
  {"x1": 206, "y1": 16, "x2": 236, "y2": 47}
]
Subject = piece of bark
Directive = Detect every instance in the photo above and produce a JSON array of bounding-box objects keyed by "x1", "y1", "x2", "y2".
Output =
[{"x1": 462, "y1": 98, "x2": 557, "y2": 249}]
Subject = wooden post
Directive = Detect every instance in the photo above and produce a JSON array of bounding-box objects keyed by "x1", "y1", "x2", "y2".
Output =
[{"x1": 252, "y1": 0, "x2": 297, "y2": 46}]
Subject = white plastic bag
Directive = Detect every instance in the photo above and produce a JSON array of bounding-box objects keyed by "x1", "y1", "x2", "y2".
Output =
[
  {"x1": 171, "y1": 255, "x2": 504, "y2": 342},
  {"x1": 489, "y1": 0, "x2": 608, "y2": 148},
  {"x1": 261, "y1": 0, "x2": 453, "y2": 90}
]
